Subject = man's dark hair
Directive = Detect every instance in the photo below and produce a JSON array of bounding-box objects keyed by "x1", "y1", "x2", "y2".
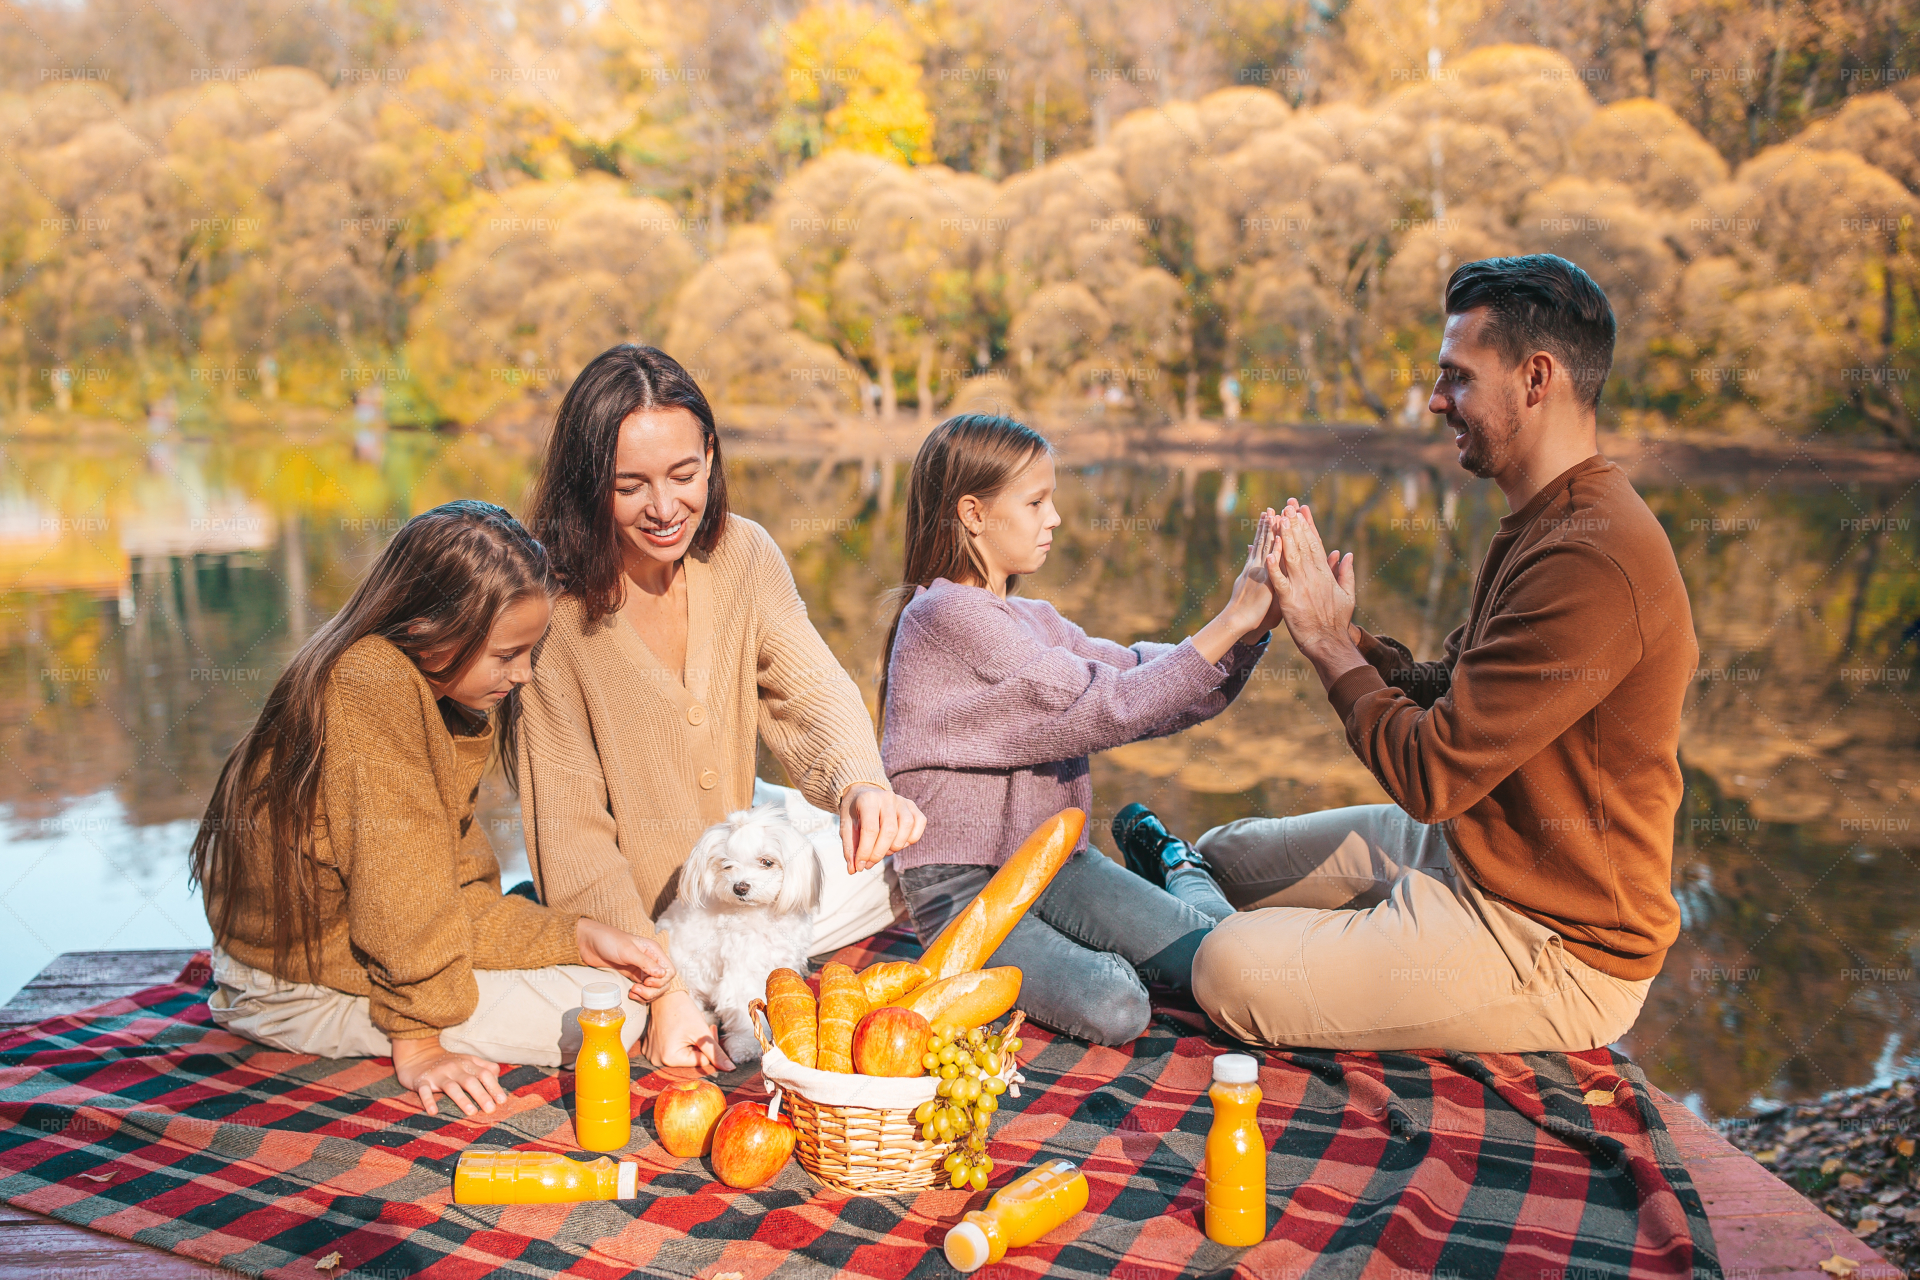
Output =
[{"x1": 1444, "y1": 255, "x2": 1616, "y2": 410}]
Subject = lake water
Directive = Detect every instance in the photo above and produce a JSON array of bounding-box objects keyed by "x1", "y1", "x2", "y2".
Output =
[{"x1": 0, "y1": 425, "x2": 1913, "y2": 1119}]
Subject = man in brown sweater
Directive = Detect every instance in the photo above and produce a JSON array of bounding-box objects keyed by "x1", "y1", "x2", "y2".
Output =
[{"x1": 1184, "y1": 255, "x2": 1696, "y2": 1052}]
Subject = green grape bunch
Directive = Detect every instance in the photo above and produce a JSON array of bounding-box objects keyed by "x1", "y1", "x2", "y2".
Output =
[{"x1": 913, "y1": 1022, "x2": 1024, "y2": 1190}]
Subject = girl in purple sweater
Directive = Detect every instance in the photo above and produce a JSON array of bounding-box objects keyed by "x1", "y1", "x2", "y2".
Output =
[{"x1": 879, "y1": 414, "x2": 1279, "y2": 1044}]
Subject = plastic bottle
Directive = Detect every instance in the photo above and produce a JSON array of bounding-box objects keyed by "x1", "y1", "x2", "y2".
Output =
[
  {"x1": 451, "y1": 1150, "x2": 639, "y2": 1204},
  {"x1": 942, "y1": 1158, "x2": 1089, "y2": 1272},
  {"x1": 573, "y1": 982, "x2": 631, "y2": 1152},
  {"x1": 1204, "y1": 1052, "x2": 1267, "y2": 1246}
]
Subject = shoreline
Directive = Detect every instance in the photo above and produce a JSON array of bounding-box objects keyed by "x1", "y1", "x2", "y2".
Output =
[{"x1": 8, "y1": 409, "x2": 1920, "y2": 482}]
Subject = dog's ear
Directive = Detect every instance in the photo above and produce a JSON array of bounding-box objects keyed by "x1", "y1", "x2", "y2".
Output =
[
  {"x1": 773, "y1": 822, "x2": 825, "y2": 916},
  {"x1": 678, "y1": 821, "x2": 732, "y2": 910}
]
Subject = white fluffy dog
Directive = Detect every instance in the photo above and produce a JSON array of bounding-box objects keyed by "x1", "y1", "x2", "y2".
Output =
[{"x1": 657, "y1": 803, "x2": 824, "y2": 1065}]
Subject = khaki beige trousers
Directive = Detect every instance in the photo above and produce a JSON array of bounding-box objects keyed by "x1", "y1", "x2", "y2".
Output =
[
  {"x1": 207, "y1": 949, "x2": 649, "y2": 1067},
  {"x1": 1190, "y1": 804, "x2": 1651, "y2": 1053}
]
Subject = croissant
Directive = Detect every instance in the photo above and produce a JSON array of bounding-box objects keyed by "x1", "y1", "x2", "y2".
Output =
[
  {"x1": 765, "y1": 967, "x2": 817, "y2": 1068},
  {"x1": 814, "y1": 962, "x2": 868, "y2": 1073},
  {"x1": 857, "y1": 960, "x2": 931, "y2": 1008}
]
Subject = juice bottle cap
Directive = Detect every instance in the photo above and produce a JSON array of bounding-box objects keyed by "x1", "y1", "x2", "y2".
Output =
[
  {"x1": 617, "y1": 1161, "x2": 638, "y2": 1199},
  {"x1": 943, "y1": 1220, "x2": 991, "y2": 1272},
  {"x1": 1213, "y1": 1053, "x2": 1259, "y2": 1085},
  {"x1": 581, "y1": 982, "x2": 622, "y2": 1011}
]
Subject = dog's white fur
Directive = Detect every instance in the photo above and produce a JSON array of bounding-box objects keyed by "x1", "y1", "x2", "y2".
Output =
[{"x1": 657, "y1": 803, "x2": 824, "y2": 1065}]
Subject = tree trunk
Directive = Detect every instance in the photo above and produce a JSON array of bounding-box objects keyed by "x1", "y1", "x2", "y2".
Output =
[
  {"x1": 878, "y1": 330, "x2": 897, "y2": 422},
  {"x1": 915, "y1": 336, "x2": 934, "y2": 424}
]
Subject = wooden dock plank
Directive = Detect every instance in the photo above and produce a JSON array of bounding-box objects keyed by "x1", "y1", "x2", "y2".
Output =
[{"x1": 0, "y1": 950, "x2": 1908, "y2": 1279}]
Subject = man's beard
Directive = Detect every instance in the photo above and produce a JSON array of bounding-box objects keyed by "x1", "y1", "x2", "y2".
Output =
[{"x1": 1452, "y1": 392, "x2": 1524, "y2": 479}]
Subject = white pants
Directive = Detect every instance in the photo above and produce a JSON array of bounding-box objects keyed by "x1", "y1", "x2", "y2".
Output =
[
  {"x1": 750, "y1": 778, "x2": 907, "y2": 958},
  {"x1": 207, "y1": 949, "x2": 649, "y2": 1067}
]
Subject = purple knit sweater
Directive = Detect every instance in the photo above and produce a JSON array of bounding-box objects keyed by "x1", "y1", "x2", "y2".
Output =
[{"x1": 881, "y1": 578, "x2": 1269, "y2": 870}]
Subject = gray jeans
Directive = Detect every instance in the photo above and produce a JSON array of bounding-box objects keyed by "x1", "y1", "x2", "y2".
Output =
[{"x1": 899, "y1": 848, "x2": 1233, "y2": 1046}]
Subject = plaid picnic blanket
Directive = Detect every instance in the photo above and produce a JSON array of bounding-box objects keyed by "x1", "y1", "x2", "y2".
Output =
[{"x1": 0, "y1": 928, "x2": 1718, "y2": 1279}]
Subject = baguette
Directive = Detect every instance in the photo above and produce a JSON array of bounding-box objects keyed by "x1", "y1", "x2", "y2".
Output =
[
  {"x1": 917, "y1": 809, "x2": 1085, "y2": 980},
  {"x1": 857, "y1": 960, "x2": 931, "y2": 1008},
  {"x1": 814, "y1": 962, "x2": 867, "y2": 1073},
  {"x1": 764, "y1": 967, "x2": 817, "y2": 1068},
  {"x1": 904, "y1": 967, "x2": 1023, "y2": 1032}
]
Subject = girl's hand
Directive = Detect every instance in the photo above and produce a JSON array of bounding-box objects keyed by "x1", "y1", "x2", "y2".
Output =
[
  {"x1": 391, "y1": 1033, "x2": 508, "y2": 1118},
  {"x1": 575, "y1": 917, "x2": 676, "y2": 1003},
  {"x1": 640, "y1": 989, "x2": 734, "y2": 1074},
  {"x1": 839, "y1": 784, "x2": 926, "y2": 874},
  {"x1": 1191, "y1": 512, "x2": 1277, "y2": 663}
]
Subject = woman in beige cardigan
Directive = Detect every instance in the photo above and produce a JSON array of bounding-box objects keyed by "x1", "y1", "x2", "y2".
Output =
[{"x1": 513, "y1": 344, "x2": 926, "y2": 1073}]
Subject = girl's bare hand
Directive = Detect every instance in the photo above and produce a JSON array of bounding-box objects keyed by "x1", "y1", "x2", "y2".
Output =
[
  {"x1": 391, "y1": 1033, "x2": 508, "y2": 1118},
  {"x1": 576, "y1": 917, "x2": 676, "y2": 1003},
  {"x1": 641, "y1": 989, "x2": 734, "y2": 1074}
]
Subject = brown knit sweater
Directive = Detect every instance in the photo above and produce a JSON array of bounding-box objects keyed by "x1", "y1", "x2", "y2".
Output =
[
  {"x1": 211, "y1": 636, "x2": 585, "y2": 1038},
  {"x1": 1328, "y1": 456, "x2": 1696, "y2": 980},
  {"x1": 515, "y1": 515, "x2": 890, "y2": 972}
]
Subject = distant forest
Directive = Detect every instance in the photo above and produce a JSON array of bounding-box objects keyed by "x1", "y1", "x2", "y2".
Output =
[{"x1": 3, "y1": 0, "x2": 1917, "y2": 441}]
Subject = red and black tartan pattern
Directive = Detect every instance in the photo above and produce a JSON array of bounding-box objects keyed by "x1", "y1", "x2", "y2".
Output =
[{"x1": 0, "y1": 930, "x2": 1718, "y2": 1279}]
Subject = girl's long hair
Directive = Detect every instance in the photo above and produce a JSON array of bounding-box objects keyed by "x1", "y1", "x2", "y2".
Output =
[
  {"x1": 523, "y1": 343, "x2": 729, "y2": 626},
  {"x1": 877, "y1": 413, "x2": 1051, "y2": 723},
  {"x1": 190, "y1": 500, "x2": 557, "y2": 982}
]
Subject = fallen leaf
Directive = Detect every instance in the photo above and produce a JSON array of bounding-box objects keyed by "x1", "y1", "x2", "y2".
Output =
[
  {"x1": 1853, "y1": 1219, "x2": 1881, "y2": 1237},
  {"x1": 1817, "y1": 1255, "x2": 1860, "y2": 1277},
  {"x1": 1896, "y1": 1136, "x2": 1916, "y2": 1158},
  {"x1": 1582, "y1": 1088, "x2": 1617, "y2": 1106},
  {"x1": 76, "y1": 1171, "x2": 114, "y2": 1183},
  {"x1": 1838, "y1": 1172, "x2": 1865, "y2": 1190},
  {"x1": 1755, "y1": 1147, "x2": 1780, "y2": 1164},
  {"x1": 316, "y1": 1252, "x2": 342, "y2": 1271},
  {"x1": 1786, "y1": 1125, "x2": 1812, "y2": 1143},
  {"x1": 1821, "y1": 1157, "x2": 1845, "y2": 1175},
  {"x1": 709, "y1": 1273, "x2": 745, "y2": 1280}
]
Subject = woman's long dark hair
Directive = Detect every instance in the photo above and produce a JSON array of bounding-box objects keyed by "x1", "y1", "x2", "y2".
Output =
[
  {"x1": 523, "y1": 343, "x2": 730, "y2": 626},
  {"x1": 878, "y1": 413, "x2": 1051, "y2": 723},
  {"x1": 190, "y1": 500, "x2": 557, "y2": 982}
]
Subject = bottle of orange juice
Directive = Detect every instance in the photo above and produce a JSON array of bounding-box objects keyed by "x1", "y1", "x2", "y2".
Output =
[
  {"x1": 452, "y1": 1150, "x2": 639, "y2": 1204},
  {"x1": 573, "y1": 982, "x2": 631, "y2": 1152},
  {"x1": 943, "y1": 1159, "x2": 1089, "y2": 1272},
  {"x1": 1205, "y1": 1052, "x2": 1266, "y2": 1245}
]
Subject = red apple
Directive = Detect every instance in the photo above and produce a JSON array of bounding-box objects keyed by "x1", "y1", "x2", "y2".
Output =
[
  {"x1": 652, "y1": 1078, "x2": 727, "y2": 1157},
  {"x1": 711, "y1": 1099, "x2": 795, "y2": 1189},
  {"x1": 851, "y1": 1006, "x2": 932, "y2": 1078}
]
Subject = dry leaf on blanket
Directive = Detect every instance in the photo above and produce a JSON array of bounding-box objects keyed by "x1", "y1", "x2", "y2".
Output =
[
  {"x1": 1582, "y1": 1088, "x2": 1617, "y2": 1106},
  {"x1": 316, "y1": 1251, "x2": 343, "y2": 1270},
  {"x1": 75, "y1": 1171, "x2": 114, "y2": 1183},
  {"x1": 1817, "y1": 1255, "x2": 1860, "y2": 1276},
  {"x1": 710, "y1": 1273, "x2": 745, "y2": 1280}
]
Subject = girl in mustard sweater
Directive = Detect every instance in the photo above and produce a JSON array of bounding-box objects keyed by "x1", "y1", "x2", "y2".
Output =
[{"x1": 193, "y1": 501, "x2": 690, "y2": 1118}]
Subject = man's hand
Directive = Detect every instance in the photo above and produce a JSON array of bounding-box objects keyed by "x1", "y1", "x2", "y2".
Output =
[
  {"x1": 840, "y1": 784, "x2": 926, "y2": 874},
  {"x1": 391, "y1": 1033, "x2": 508, "y2": 1118},
  {"x1": 640, "y1": 988, "x2": 734, "y2": 1074},
  {"x1": 1264, "y1": 501, "x2": 1370, "y2": 691},
  {"x1": 575, "y1": 917, "x2": 676, "y2": 1003}
]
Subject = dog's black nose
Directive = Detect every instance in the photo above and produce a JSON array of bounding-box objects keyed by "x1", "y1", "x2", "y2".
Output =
[{"x1": 732, "y1": 881, "x2": 751, "y2": 897}]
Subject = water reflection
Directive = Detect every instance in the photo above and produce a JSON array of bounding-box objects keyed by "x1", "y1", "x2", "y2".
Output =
[{"x1": 0, "y1": 427, "x2": 1912, "y2": 1118}]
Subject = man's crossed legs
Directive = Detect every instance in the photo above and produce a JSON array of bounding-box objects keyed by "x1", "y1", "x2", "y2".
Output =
[{"x1": 1189, "y1": 804, "x2": 1649, "y2": 1053}]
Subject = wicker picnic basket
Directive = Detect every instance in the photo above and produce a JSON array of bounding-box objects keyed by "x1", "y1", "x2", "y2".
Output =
[{"x1": 748, "y1": 998, "x2": 1026, "y2": 1196}]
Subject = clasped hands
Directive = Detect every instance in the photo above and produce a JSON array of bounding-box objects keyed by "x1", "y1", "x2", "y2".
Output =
[{"x1": 1221, "y1": 500, "x2": 1370, "y2": 690}]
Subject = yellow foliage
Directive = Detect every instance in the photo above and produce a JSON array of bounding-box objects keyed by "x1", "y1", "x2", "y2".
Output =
[{"x1": 782, "y1": 2, "x2": 933, "y2": 165}]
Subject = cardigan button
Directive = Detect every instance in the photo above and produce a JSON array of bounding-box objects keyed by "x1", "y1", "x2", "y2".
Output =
[
  {"x1": 686, "y1": 703, "x2": 706, "y2": 726},
  {"x1": 699, "y1": 768, "x2": 718, "y2": 790}
]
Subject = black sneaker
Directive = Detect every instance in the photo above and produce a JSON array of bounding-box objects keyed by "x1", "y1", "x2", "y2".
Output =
[{"x1": 1112, "y1": 803, "x2": 1211, "y2": 888}]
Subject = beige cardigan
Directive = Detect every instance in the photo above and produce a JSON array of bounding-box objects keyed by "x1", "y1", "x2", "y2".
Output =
[{"x1": 515, "y1": 515, "x2": 890, "y2": 985}]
